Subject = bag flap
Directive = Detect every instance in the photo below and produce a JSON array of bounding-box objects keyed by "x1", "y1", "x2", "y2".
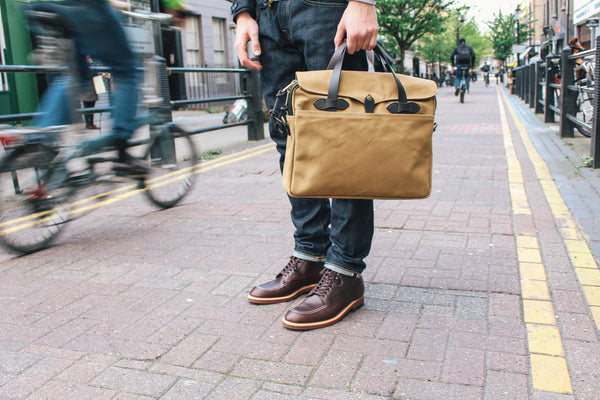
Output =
[{"x1": 295, "y1": 70, "x2": 438, "y2": 102}]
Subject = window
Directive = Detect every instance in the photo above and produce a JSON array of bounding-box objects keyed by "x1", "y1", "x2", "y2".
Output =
[
  {"x1": 212, "y1": 18, "x2": 226, "y2": 68},
  {"x1": 185, "y1": 16, "x2": 203, "y2": 68}
]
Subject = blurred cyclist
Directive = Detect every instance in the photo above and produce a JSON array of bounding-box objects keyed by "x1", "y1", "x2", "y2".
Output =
[
  {"x1": 450, "y1": 38, "x2": 476, "y2": 95},
  {"x1": 18, "y1": 0, "x2": 185, "y2": 175}
]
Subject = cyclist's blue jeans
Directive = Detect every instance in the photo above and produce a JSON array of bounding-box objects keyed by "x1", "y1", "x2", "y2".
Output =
[
  {"x1": 455, "y1": 64, "x2": 471, "y2": 91},
  {"x1": 258, "y1": 0, "x2": 374, "y2": 275},
  {"x1": 27, "y1": 0, "x2": 138, "y2": 141}
]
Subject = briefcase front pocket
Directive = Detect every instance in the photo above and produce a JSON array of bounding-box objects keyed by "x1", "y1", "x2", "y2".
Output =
[{"x1": 283, "y1": 110, "x2": 434, "y2": 199}]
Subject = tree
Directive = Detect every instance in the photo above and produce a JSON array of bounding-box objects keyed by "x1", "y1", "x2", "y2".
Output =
[
  {"x1": 487, "y1": 10, "x2": 535, "y2": 66},
  {"x1": 418, "y1": 9, "x2": 491, "y2": 72},
  {"x1": 376, "y1": 0, "x2": 455, "y2": 74}
]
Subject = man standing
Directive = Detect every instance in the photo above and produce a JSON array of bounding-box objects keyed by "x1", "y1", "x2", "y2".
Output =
[
  {"x1": 231, "y1": 0, "x2": 378, "y2": 330},
  {"x1": 450, "y1": 38, "x2": 476, "y2": 94}
]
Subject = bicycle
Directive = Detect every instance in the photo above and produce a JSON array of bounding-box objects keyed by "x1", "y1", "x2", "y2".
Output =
[
  {"x1": 574, "y1": 59, "x2": 595, "y2": 138},
  {"x1": 455, "y1": 66, "x2": 470, "y2": 104},
  {"x1": 0, "y1": 8, "x2": 198, "y2": 254}
]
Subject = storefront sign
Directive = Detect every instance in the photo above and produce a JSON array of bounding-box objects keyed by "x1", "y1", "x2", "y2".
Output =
[{"x1": 574, "y1": 0, "x2": 600, "y2": 25}]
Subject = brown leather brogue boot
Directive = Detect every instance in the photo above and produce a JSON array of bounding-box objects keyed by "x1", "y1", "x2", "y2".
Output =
[
  {"x1": 282, "y1": 268, "x2": 364, "y2": 330},
  {"x1": 247, "y1": 256, "x2": 324, "y2": 304}
]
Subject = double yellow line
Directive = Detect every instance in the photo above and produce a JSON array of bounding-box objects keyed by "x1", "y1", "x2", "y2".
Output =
[
  {"x1": 498, "y1": 86, "x2": 600, "y2": 394},
  {"x1": 1, "y1": 142, "x2": 275, "y2": 234}
]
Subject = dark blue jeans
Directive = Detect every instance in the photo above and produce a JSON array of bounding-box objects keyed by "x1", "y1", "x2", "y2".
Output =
[
  {"x1": 258, "y1": 0, "x2": 374, "y2": 275},
  {"x1": 455, "y1": 64, "x2": 471, "y2": 91},
  {"x1": 27, "y1": 0, "x2": 138, "y2": 141}
]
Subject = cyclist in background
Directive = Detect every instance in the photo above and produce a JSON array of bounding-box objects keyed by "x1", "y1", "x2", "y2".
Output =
[
  {"x1": 480, "y1": 62, "x2": 490, "y2": 86},
  {"x1": 18, "y1": 0, "x2": 185, "y2": 175},
  {"x1": 450, "y1": 38, "x2": 476, "y2": 95}
]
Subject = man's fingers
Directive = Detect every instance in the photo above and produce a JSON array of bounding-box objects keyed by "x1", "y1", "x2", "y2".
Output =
[{"x1": 334, "y1": 25, "x2": 345, "y2": 49}]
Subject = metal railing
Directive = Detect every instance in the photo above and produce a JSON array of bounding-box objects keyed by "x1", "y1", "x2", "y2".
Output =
[
  {"x1": 0, "y1": 62, "x2": 265, "y2": 142},
  {"x1": 511, "y1": 37, "x2": 600, "y2": 167}
]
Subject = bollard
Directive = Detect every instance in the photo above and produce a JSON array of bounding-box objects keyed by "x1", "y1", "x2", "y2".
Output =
[
  {"x1": 592, "y1": 36, "x2": 600, "y2": 168},
  {"x1": 559, "y1": 46, "x2": 576, "y2": 138},
  {"x1": 545, "y1": 56, "x2": 556, "y2": 123},
  {"x1": 245, "y1": 69, "x2": 265, "y2": 141},
  {"x1": 535, "y1": 61, "x2": 544, "y2": 114}
]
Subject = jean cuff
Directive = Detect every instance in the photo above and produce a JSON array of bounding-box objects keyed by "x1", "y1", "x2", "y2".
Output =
[
  {"x1": 324, "y1": 262, "x2": 361, "y2": 277},
  {"x1": 293, "y1": 250, "x2": 324, "y2": 263}
]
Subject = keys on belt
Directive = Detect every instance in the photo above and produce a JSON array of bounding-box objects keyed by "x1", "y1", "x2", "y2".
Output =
[{"x1": 267, "y1": 0, "x2": 280, "y2": 8}]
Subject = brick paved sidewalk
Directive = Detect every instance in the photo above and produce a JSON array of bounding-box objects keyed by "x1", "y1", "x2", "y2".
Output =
[{"x1": 0, "y1": 82, "x2": 599, "y2": 399}]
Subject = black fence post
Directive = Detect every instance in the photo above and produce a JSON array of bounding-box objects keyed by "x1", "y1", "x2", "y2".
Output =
[
  {"x1": 535, "y1": 61, "x2": 544, "y2": 114},
  {"x1": 245, "y1": 69, "x2": 265, "y2": 141},
  {"x1": 524, "y1": 65, "x2": 530, "y2": 104},
  {"x1": 591, "y1": 36, "x2": 600, "y2": 168},
  {"x1": 520, "y1": 67, "x2": 525, "y2": 100},
  {"x1": 545, "y1": 56, "x2": 556, "y2": 123},
  {"x1": 511, "y1": 68, "x2": 517, "y2": 94},
  {"x1": 529, "y1": 63, "x2": 536, "y2": 108},
  {"x1": 559, "y1": 46, "x2": 576, "y2": 138}
]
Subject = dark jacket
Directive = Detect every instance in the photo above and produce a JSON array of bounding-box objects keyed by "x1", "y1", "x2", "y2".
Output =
[
  {"x1": 231, "y1": 0, "x2": 257, "y2": 22},
  {"x1": 450, "y1": 43, "x2": 476, "y2": 68}
]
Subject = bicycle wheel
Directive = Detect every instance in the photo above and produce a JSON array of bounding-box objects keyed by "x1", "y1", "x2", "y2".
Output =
[
  {"x1": 0, "y1": 143, "x2": 71, "y2": 254},
  {"x1": 460, "y1": 86, "x2": 465, "y2": 103},
  {"x1": 576, "y1": 92, "x2": 593, "y2": 138},
  {"x1": 142, "y1": 124, "x2": 198, "y2": 209}
]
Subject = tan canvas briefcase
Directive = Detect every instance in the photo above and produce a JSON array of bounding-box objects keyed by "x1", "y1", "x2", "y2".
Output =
[{"x1": 279, "y1": 43, "x2": 438, "y2": 200}]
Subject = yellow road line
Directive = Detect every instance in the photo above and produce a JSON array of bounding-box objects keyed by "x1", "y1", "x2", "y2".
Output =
[
  {"x1": 497, "y1": 87, "x2": 573, "y2": 394},
  {"x1": 499, "y1": 88, "x2": 600, "y2": 331}
]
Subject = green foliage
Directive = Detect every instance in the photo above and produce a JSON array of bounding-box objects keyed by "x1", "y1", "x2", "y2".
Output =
[
  {"x1": 418, "y1": 8, "x2": 491, "y2": 68},
  {"x1": 486, "y1": 10, "x2": 535, "y2": 64},
  {"x1": 376, "y1": 0, "x2": 455, "y2": 73}
]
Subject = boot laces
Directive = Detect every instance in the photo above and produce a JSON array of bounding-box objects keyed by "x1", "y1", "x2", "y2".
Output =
[
  {"x1": 311, "y1": 269, "x2": 342, "y2": 297},
  {"x1": 278, "y1": 256, "x2": 302, "y2": 278}
]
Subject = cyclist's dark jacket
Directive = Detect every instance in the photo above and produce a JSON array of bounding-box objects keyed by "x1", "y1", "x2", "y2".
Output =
[{"x1": 451, "y1": 43, "x2": 476, "y2": 68}]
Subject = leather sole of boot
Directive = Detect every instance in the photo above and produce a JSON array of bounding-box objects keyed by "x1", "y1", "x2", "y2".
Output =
[
  {"x1": 247, "y1": 283, "x2": 317, "y2": 304},
  {"x1": 281, "y1": 296, "x2": 364, "y2": 330}
]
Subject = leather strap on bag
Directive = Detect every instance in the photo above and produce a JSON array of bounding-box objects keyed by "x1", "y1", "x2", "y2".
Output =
[{"x1": 319, "y1": 41, "x2": 420, "y2": 114}]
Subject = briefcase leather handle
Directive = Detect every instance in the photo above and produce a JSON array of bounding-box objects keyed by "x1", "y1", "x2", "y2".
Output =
[{"x1": 323, "y1": 41, "x2": 420, "y2": 114}]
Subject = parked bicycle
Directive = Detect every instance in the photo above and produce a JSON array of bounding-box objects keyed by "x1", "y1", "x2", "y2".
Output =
[
  {"x1": 0, "y1": 8, "x2": 198, "y2": 254},
  {"x1": 575, "y1": 59, "x2": 595, "y2": 138}
]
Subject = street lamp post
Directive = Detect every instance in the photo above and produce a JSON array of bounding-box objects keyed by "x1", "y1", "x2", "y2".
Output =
[
  {"x1": 515, "y1": 5, "x2": 521, "y2": 66},
  {"x1": 456, "y1": 17, "x2": 465, "y2": 45}
]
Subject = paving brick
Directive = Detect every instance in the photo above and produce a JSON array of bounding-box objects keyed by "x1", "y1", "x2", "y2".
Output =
[
  {"x1": 442, "y1": 347, "x2": 486, "y2": 386},
  {"x1": 90, "y1": 367, "x2": 177, "y2": 397},
  {"x1": 283, "y1": 331, "x2": 334, "y2": 365},
  {"x1": 360, "y1": 355, "x2": 441, "y2": 381},
  {"x1": 231, "y1": 358, "x2": 313, "y2": 386},
  {"x1": 56, "y1": 353, "x2": 118, "y2": 384},
  {"x1": 27, "y1": 380, "x2": 116, "y2": 400},
  {"x1": 394, "y1": 377, "x2": 483, "y2": 400},
  {"x1": 376, "y1": 312, "x2": 418, "y2": 341},
  {"x1": 159, "y1": 333, "x2": 218, "y2": 367},
  {"x1": 484, "y1": 370, "x2": 529, "y2": 400},
  {"x1": 309, "y1": 350, "x2": 362, "y2": 389},
  {"x1": 486, "y1": 351, "x2": 529, "y2": 375},
  {"x1": 159, "y1": 378, "x2": 215, "y2": 400},
  {"x1": 406, "y1": 328, "x2": 449, "y2": 362}
]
